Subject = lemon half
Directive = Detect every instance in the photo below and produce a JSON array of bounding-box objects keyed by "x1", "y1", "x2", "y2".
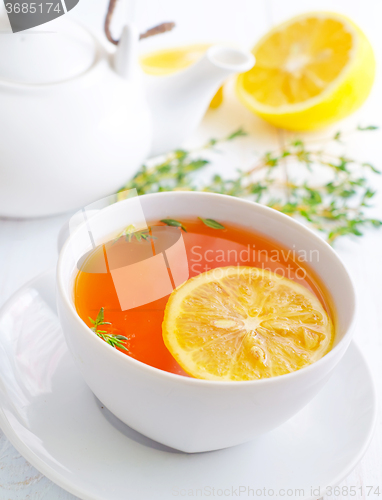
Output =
[
  {"x1": 236, "y1": 12, "x2": 375, "y2": 130},
  {"x1": 162, "y1": 267, "x2": 334, "y2": 381}
]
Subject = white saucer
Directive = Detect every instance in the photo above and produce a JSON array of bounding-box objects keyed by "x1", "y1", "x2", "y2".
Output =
[{"x1": 0, "y1": 270, "x2": 377, "y2": 500}]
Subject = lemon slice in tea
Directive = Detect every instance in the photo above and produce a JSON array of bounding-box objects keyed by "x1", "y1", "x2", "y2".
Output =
[{"x1": 162, "y1": 266, "x2": 334, "y2": 381}]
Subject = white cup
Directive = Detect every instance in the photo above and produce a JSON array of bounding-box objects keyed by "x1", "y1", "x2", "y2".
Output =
[{"x1": 56, "y1": 192, "x2": 356, "y2": 453}]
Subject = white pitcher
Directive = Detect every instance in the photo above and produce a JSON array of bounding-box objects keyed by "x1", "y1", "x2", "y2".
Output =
[{"x1": 0, "y1": 15, "x2": 254, "y2": 217}]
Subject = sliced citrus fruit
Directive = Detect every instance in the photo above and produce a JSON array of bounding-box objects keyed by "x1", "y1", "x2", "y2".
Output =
[
  {"x1": 162, "y1": 267, "x2": 334, "y2": 381},
  {"x1": 236, "y1": 12, "x2": 375, "y2": 130},
  {"x1": 140, "y1": 44, "x2": 224, "y2": 109}
]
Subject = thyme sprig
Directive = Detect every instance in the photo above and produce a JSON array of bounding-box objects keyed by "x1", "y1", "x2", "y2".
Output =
[
  {"x1": 89, "y1": 308, "x2": 128, "y2": 351},
  {"x1": 124, "y1": 129, "x2": 247, "y2": 195},
  {"x1": 160, "y1": 217, "x2": 225, "y2": 231},
  {"x1": 113, "y1": 224, "x2": 154, "y2": 244},
  {"x1": 120, "y1": 127, "x2": 381, "y2": 244}
]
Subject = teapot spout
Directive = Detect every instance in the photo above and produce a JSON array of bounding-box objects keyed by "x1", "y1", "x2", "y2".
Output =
[{"x1": 147, "y1": 46, "x2": 255, "y2": 157}]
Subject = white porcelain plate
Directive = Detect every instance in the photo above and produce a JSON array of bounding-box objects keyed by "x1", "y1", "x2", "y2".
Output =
[{"x1": 0, "y1": 270, "x2": 377, "y2": 500}]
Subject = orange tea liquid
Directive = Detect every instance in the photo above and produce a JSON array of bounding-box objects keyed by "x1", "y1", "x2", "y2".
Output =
[{"x1": 74, "y1": 220, "x2": 333, "y2": 376}]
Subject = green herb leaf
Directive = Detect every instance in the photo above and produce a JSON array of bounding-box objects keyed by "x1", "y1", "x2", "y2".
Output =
[
  {"x1": 89, "y1": 308, "x2": 128, "y2": 351},
  {"x1": 119, "y1": 127, "x2": 382, "y2": 245},
  {"x1": 357, "y1": 125, "x2": 379, "y2": 131},
  {"x1": 198, "y1": 217, "x2": 225, "y2": 230},
  {"x1": 363, "y1": 162, "x2": 381, "y2": 174},
  {"x1": 334, "y1": 131, "x2": 342, "y2": 141},
  {"x1": 113, "y1": 224, "x2": 154, "y2": 244},
  {"x1": 96, "y1": 307, "x2": 104, "y2": 324},
  {"x1": 227, "y1": 128, "x2": 247, "y2": 141},
  {"x1": 96, "y1": 332, "x2": 128, "y2": 351},
  {"x1": 90, "y1": 307, "x2": 111, "y2": 332},
  {"x1": 160, "y1": 219, "x2": 187, "y2": 232}
]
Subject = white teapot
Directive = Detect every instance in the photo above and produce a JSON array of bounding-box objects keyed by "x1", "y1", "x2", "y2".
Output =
[{"x1": 0, "y1": 16, "x2": 254, "y2": 217}]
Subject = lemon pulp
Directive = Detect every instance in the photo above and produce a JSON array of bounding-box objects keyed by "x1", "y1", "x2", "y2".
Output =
[{"x1": 162, "y1": 266, "x2": 334, "y2": 381}]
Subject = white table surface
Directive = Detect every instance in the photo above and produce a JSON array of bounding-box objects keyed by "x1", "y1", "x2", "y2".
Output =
[{"x1": 0, "y1": 0, "x2": 381, "y2": 498}]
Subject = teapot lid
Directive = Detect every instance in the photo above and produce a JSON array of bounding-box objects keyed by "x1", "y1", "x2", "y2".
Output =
[{"x1": 0, "y1": 16, "x2": 97, "y2": 84}]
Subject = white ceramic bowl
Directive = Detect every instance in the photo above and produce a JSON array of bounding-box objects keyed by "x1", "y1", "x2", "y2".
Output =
[{"x1": 56, "y1": 192, "x2": 356, "y2": 453}]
